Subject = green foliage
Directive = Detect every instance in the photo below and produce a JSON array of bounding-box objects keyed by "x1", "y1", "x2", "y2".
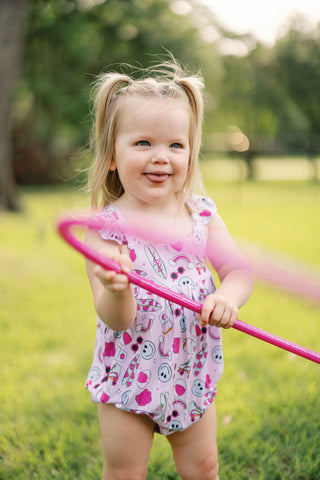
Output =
[
  {"x1": 15, "y1": 0, "x2": 222, "y2": 183},
  {"x1": 1, "y1": 181, "x2": 320, "y2": 479},
  {"x1": 13, "y1": 1, "x2": 320, "y2": 184},
  {"x1": 273, "y1": 22, "x2": 320, "y2": 152},
  {"x1": 214, "y1": 17, "x2": 320, "y2": 155}
]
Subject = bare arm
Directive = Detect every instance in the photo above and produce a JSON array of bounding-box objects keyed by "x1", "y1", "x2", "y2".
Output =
[
  {"x1": 199, "y1": 213, "x2": 254, "y2": 328},
  {"x1": 85, "y1": 229, "x2": 136, "y2": 331}
]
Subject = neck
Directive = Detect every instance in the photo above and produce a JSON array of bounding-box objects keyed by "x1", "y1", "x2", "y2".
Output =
[
  {"x1": 114, "y1": 196, "x2": 192, "y2": 244},
  {"x1": 115, "y1": 194, "x2": 186, "y2": 217}
]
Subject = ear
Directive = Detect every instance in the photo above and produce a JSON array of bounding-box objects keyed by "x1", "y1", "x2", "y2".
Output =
[{"x1": 109, "y1": 158, "x2": 117, "y2": 171}]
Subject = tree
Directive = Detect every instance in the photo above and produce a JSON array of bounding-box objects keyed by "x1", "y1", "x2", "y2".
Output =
[
  {"x1": 210, "y1": 15, "x2": 320, "y2": 159},
  {"x1": 14, "y1": 0, "x2": 222, "y2": 184},
  {"x1": 0, "y1": 0, "x2": 29, "y2": 210},
  {"x1": 273, "y1": 17, "x2": 320, "y2": 154}
]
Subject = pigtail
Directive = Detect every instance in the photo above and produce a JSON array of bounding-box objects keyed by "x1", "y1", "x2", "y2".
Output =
[
  {"x1": 173, "y1": 75, "x2": 205, "y2": 200},
  {"x1": 93, "y1": 73, "x2": 132, "y2": 141},
  {"x1": 90, "y1": 73, "x2": 132, "y2": 209},
  {"x1": 175, "y1": 76, "x2": 204, "y2": 147}
]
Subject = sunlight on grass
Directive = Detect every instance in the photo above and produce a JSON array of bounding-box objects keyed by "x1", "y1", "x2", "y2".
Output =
[
  {"x1": 201, "y1": 165, "x2": 320, "y2": 267},
  {"x1": 1, "y1": 183, "x2": 319, "y2": 479}
]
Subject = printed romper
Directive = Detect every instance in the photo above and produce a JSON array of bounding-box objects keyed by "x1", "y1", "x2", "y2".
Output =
[{"x1": 86, "y1": 195, "x2": 224, "y2": 435}]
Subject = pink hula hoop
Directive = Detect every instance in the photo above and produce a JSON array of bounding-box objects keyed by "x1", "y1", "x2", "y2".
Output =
[{"x1": 57, "y1": 215, "x2": 320, "y2": 365}]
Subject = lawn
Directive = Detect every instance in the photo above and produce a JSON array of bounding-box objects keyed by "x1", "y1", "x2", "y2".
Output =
[{"x1": 0, "y1": 180, "x2": 319, "y2": 479}]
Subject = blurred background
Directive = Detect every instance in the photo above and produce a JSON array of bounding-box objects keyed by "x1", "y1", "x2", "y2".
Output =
[
  {"x1": 1, "y1": 2, "x2": 320, "y2": 479},
  {"x1": 1, "y1": 0, "x2": 320, "y2": 210}
]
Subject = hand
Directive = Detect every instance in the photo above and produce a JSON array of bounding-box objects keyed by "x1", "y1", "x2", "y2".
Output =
[
  {"x1": 198, "y1": 293, "x2": 238, "y2": 329},
  {"x1": 94, "y1": 245, "x2": 133, "y2": 293}
]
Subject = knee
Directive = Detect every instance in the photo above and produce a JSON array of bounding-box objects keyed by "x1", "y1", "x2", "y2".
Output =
[
  {"x1": 199, "y1": 453, "x2": 219, "y2": 480},
  {"x1": 177, "y1": 451, "x2": 219, "y2": 480}
]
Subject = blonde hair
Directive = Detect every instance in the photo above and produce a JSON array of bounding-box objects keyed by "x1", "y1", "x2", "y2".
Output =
[{"x1": 88, "y1": 60, "x2": 204, "y2": 209}]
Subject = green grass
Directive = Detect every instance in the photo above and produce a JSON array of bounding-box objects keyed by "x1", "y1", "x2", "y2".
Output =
[
  {"x1": 201, "y1": 163, "x2": 320, "y2": 267},
  {"x1": 1, "y1": 181, "x2": 320, "y2": 479}
]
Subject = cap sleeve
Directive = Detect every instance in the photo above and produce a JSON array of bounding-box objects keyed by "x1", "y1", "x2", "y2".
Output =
[
  {"x1": 189, "y1": 195, "x2": 217, "y2": 225},
  {"x1": 96, "y1": 205, "x2": 128, "y2": 245}
]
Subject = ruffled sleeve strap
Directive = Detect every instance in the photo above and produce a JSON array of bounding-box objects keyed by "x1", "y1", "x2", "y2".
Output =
[
  {"x1": 188, "y1": 195, "x2": 217, "y2": 225},
  {"x1": 96, "y1": 205, "x2": 128, "y2": 245}
]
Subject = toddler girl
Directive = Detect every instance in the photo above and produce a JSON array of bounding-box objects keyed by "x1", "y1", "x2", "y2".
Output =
[{"x1": 85, "y1": 60, "x2": 253, "y2": 480}]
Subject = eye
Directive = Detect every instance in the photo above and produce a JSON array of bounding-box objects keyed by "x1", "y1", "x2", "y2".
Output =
[
  {"x1": 170, "y1": 142, "x2": 183, "y2": 149},
  {"x1": 137, "y1": 140, "x2": 150, "y2": 147}
]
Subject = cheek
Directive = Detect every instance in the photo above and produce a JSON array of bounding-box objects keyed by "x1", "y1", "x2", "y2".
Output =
[{"x1": 115, "y1": 157, "x2": 141, "y2": 186}]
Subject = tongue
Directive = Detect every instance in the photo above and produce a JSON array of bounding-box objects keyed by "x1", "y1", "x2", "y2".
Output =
[{"x1": 146, "y1": 173, "x2": 168, "y2": 183}]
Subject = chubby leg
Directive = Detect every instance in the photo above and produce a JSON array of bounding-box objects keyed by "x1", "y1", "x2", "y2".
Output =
[
  {"x1": 97, "y1": 404, "x2": 155, "y2": 480},
  {"x1": 167, "y1": 402, "x2": 219, "y2": 480}
]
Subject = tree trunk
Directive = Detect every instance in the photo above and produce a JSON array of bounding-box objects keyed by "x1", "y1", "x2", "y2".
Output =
[{"x1": 0, "y1": 0, "x2": 29, "y2": 211}]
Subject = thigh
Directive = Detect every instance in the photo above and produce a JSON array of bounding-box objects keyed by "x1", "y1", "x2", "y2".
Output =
[
  {"x1": 97, "y1": 404, "x2": 155, "y2": 480},
  {"x1": 167, "y1": 402, "x2": 219, "y2": 480}
]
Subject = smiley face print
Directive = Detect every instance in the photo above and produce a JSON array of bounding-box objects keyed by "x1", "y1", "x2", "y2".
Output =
[
  {"x1": 158, "y1": 363, "x2": 172, "y2": 383},
  {"x1": 212, "y1": 346, "x2": 223, "y2": 364},
  {"x1": 141, "y1": 340, "x2": 156, "y2": 360},
  {"x1": 192, "y1": 379, "x2": 205, "y2": 397}
]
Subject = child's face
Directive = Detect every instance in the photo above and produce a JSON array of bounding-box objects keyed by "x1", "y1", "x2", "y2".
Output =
[{"x1": 111, "y1": 97, "x2": 190, "y2": 209}]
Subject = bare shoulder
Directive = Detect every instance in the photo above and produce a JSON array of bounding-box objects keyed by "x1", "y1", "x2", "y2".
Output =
[
  {"x1": 207, "y1": 212, "x2": 232, "y2": 238},
  {"x1": 85, "y1": 228, "x2": 120, "y2": 250}
]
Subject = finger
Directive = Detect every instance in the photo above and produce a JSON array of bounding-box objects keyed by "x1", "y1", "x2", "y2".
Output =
[
  {"x1": 97, "y1": 273, "x2": 130, "y2": 292},
  {"x1": 94, "y1": 265, "x2": 116, "y2": 283},
  {"x1": 228, "y1": 306, "x2": 238, "y2": 328},
  {"x1": 116, "y1": 245, "x2": 134, "y2": 273},
  {"x1": 209, "y1": 303, "x2": 225, "y2": 327},
  {"x1": 217, "y1": 308, "x2": 232, "y2": 329},
  {"x1": 214, "y1": 305, "x2": 238, "y2": 329},
  {"x1": 108, "y1": 274, "x2": 131, "y2": 292},
  {"x1": 94, "y1": 265, "x2": 129, "y2": 289},
  {"x1": 199, "y1": 299, "x2": 215, "y2": 326},
  {"x1": 117, "y1": 254, "x2": 133, "y2": 273},
  {"x1": 198, "y1": 313, "x2": 207, "y2": 327}
]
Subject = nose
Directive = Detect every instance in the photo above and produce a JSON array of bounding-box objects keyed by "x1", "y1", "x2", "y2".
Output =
[{"x1": 151, "y1": 146, "x2": 169, "y2": 164}]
